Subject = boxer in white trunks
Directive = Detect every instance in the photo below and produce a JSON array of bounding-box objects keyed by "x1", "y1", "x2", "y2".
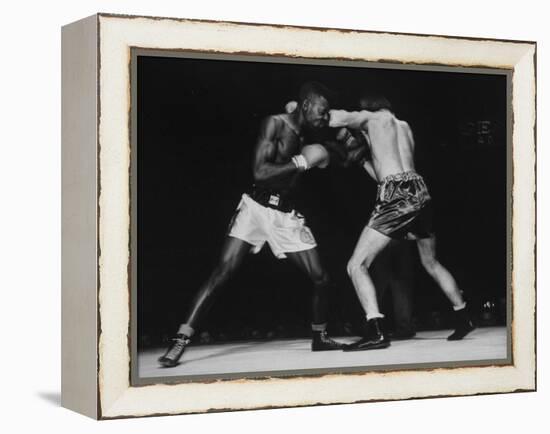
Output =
[{"x1": 159, "y1": 82, "x2": 344, "y2": 368}]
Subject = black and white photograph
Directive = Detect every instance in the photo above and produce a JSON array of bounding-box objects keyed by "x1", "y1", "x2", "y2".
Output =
[
  {"x1": 2, "y1": 0, "x2": 546, "y2": 428},
  {"x1": 132, "y1": 52, "x2": 510, "y2": 383}
]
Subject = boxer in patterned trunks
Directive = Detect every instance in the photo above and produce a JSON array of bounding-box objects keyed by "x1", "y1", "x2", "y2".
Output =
[
  {"x1": 158, "y1": 82, "x2": 344, "y2": 368},
  {"x1": 369, "y1": 171, "x2": 433, "y2": 240},
  {"x1": 329, "y1": 94, "x2": 475, "y2": 351}
]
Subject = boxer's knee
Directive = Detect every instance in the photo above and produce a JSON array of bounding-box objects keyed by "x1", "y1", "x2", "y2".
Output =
[
  {"x1": 420, "y1": 253, "x2": 438, "y2": 275},
  {"x1": 210, "y1": 258, "x2": 237, "y2": 287},
  {"x1": 347, "y1": 257, "x2": 367, "y2": 278},
  {"x1": 311, "y1": 269, "x2": 330, "y2": 288}
]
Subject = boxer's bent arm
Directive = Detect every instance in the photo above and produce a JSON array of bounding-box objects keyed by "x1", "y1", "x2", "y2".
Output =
[
  {"x1": 253, "y1": 117, "x2": 298, "y2": 182},
  {"x1": 322, "y1": 138, "x2": 367, "y2": 168},
  {"x1": 347, "y1": 145, "x2": 369, "y2": 167},
  {"x1": 321, "y1": 128, "x2": 363, "y2": 167},
  {"x1": 320, "y1": 140, "x2": 347, "y2": 165},
  {"x1": 343, "y1": 129, "x2": 370, "y2": 167}
]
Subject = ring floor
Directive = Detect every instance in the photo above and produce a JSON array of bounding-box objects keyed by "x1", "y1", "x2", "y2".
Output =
[{"x1": 138, "y1": 326, "x2": 507, "y2": 380}]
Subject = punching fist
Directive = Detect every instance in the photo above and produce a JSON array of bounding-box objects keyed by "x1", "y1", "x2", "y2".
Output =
[{"x1": 291, "y1": 144, "x2": 330, "y2": 171}]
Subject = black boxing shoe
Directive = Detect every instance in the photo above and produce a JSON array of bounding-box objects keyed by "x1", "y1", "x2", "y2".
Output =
[
  {"x1": 447, "y1": 308, "x2": 475, "y2": 341},
  {"x1": 343, "y1": 318, "x2": 390, "y2": 351},
  {"x1": 158, "y1": 333, "x2": 191, "y2": 367},
  {"x1": 311, "y1": 330, "x2": 345, "y2": 351}
]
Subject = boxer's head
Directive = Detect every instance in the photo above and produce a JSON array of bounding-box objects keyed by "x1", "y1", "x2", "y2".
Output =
[
  {"x1": 298, "y1": 81, "x2": 333, "y2": 129},
  {"x1": 358, "y1": 93, "x2": 393, "y2": 112}
]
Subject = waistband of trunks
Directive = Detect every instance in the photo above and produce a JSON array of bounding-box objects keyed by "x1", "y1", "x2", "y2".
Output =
[
  {"x1": 379, "y1": 171, "x2": 423, "y2": 185},
  {"x1": 249, "y1": 184, "x2": 296, "y2": 213}
]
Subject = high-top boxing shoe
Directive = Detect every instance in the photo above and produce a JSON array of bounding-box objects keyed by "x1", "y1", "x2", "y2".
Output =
[
  {"x1": 311, "y1": 330, "x2": 345, "y2": 351},
  {"x1": 343, "y1": 318, "x2": 391, "y2": 351},
  {"x1": 447, "y1": 308, "x2": 475, "y2": 341},
  {"x1": 158, "y1": 333, "x2": 191, "y2": 367}
]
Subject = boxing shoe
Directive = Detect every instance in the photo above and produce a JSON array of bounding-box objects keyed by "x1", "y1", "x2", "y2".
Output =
[
  {"x1": 311, "y1": 330, "x2": 345, "y2": 351},
  {"x1": 447, "y1": 308, "x2": 475, "y2": 341},
  {"x1": 343, "y1": 318, "x2": 391, "y2": 351},
  {"x1": 158, "y1": 333, "x2": 191, "y2": 367}
]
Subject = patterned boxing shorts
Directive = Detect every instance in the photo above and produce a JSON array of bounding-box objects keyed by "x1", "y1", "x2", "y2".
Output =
[{"x1": 368, "y1": 171, "x2": 434, "y2": 240}]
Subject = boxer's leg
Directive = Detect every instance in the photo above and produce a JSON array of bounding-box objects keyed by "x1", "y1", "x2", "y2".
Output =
[
  {"x1": 184, "y1": 236, "x2": 252, "y2": 330},
  {"x1": 346, "y1": 226, "x2": 392, "y2": 319},
  {"x1": 287, "y1": 248, "x2": 329, "y2": 325},
  {"x1": 370, "y1": 243, "x2": 393, "y2": 310},
  {"x1": 416, "y1": 236, "x2": 474, "y2": 340},
  {"x1": 416, "y1": 236, "x2": 464, "y2": 307},
  {"x1": 344, "y1": 226, "x2": 392, "y2": 351},
  {"x1": 158, "y1": 236, "x2": 251, "y2": 367},
  {"x1": 287, "y1": 248, "x2": 344, "y2": 351}
]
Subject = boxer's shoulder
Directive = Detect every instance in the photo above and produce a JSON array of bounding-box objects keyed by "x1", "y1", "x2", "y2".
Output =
[
  {"x1": 270, "y1": 113, "x2": 301, "y2": 138},
  {"x1": 396, "y1": 119, "x2": 410, "y2": 129},
  {"x1": 267, "y1": 112, "x2": 289, "y2": 120},
  {"x1": 370, "y1": 109, "x2": 396, "y2": 123},
  {"x1": 262, "y1": 113, "x2": 286, "y2": 130},
  {"x1": 258, "y1": 114, "x2": 283, "y2": 137}
]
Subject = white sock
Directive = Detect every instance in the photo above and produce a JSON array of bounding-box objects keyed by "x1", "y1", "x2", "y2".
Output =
[
  {"x1": 366, "y1": 313, "x2": 385, "y2": 321},
  {"x1": 453, "y1": 302, "x2": 467, "y2": 311},
  {"x1": 311, "y1": 322, "x2": 328, "y2": 332},
  {"x1": 178, "y1": 323, "x2": 195, "y2": 337}
]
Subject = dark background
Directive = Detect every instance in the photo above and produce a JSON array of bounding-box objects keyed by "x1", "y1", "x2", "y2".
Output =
[{"x1": 137, "y1": 55, "x2": 508, "y2": 347}]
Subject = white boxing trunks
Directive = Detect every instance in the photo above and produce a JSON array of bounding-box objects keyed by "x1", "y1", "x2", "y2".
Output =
[{"x1": 228, "y1": 194, "x2": 317, "y2": 259}]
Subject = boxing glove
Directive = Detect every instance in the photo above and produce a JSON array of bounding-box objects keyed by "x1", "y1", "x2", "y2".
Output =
[
  {"x1": 301, "y1": 144, "x2": 330, "y2": 169},
  {"x1": 285, "y1": 100, "x2": 298, "y2": 114}
]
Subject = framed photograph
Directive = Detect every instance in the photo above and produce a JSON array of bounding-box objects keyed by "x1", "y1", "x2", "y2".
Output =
[{"x1": 61, "y1": 13, "x2": 536, "y2": 419}]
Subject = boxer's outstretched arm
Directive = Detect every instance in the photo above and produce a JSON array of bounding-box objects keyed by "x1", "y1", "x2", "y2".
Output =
[
  {"x1": 253, "y1": 117, "x2": 298, "y2": 182},
  {"x1": 329, "y1": 109, "x2": 377, "y2": 129}
]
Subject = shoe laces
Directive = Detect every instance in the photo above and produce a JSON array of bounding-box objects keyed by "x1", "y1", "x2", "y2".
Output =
[
  {"x1": 320, "y1": 331, "x2": 335, "y2": 342},
  {"x1": 166, "y1": 335, "x2": 189, "y2": 359}
]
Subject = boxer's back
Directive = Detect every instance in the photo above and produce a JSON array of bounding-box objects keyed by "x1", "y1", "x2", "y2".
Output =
[
  {"x1": 367, "y1": 112, "x2": 416, "y2": 180},
  {"x1": 395, "y1": 120, "x2": 416, "y2": 172}
]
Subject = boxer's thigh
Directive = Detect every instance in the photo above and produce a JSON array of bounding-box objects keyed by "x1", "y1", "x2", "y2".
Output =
[
  {"x1": 286, "y1": 248, "x2": 326, "y2": 282},
  {"x1": 350, "y1": 225, "x2": 393, "y2": 269}
]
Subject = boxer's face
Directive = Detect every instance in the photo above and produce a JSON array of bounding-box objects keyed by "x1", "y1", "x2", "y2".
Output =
[{"x1": 302, "y1": 95, "x2": 330, "y2": 129}]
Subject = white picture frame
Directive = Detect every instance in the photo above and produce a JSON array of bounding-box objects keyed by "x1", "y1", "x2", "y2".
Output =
[{"x1": 61, "y1": 13, "x2": 536, "y2": 419}]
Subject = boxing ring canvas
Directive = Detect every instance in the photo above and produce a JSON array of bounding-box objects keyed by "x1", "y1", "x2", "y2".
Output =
[{"x1": 61, "y1": 13, "x2": 536, "y2": 419}]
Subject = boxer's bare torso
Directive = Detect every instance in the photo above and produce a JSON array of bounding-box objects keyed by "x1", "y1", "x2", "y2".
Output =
[{"x1": 253, "y1": 113, "x2": 304, "y2": 192}]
